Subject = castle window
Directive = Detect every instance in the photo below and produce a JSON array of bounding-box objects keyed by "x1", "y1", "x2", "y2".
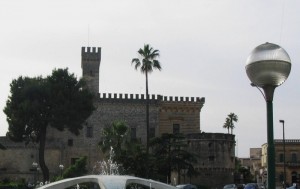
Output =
[
  {"x1": 90, "y1": 70, "x2": 94, "y2": 76},
  {"x1": 209, "y1": 155, "x2": 215, "y2": 161},
  {"x1": 150, "y1": 128, "x2": 155, "y2": 138},
  {"x1": 279, "y1": 153, "x2": 284, "y2": 163},
  {"x1": 86, "y1": 126, "x2": 93, "y2": 138},
  {"x1": 71, "y1": 158, "x2": 79, "y2": 165},
  {"x1": 68, "y1": 139, "x2": 73, "y2": 147},
  {"x1": 291, "y1": 153, "x2": 297, "y2": 163},
  {"x1": 131, "y1": 128, "x2": 136, "y2": 139},
  {"x1": 173, "y1": 124, "x2": 180, "y2": 134}
]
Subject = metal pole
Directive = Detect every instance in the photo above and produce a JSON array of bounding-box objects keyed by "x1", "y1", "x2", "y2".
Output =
[
  {"x1": 264, "y1": 86, "x2": 276, "y2": 189},
  {"x1": 280, "y1": 120, "x2": 286, "y2": 189},
  {"x1": 266, "y1": 100, "x2": 275, "y2": 189}
]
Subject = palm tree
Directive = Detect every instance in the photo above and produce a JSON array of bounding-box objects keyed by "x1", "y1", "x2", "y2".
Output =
[
  {"x1": 223, "y1": 113, "x2": 238, "y2": 134},
  {"x1": 131, "y1": 44, "x2": 161, "y2": 154},
  {"x1": 98, "y1": 120, "x2": 128, "y2": 156}
]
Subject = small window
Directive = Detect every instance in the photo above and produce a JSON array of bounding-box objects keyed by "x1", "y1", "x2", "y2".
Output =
[
  {"x1": 131, "y1": 128, "x2": 136, "y2": 139},
  {"x1": 173, "y1": 124, "x2": 180, "y2": 134},
  {"x1": 71, "y1": 158, "x2": 79, "y2": 165},
  {"x1": 291, "y1": 153, "x2": 297, "y2": 163},
  {"x1": 149, "y1": 127, "x2": 155, "y2": 138},
  {"x1": 86, "y1": 126, "x2": 93, "y2": 138},
  {"x1": 90, "y1": 70, "x2": 94, "y2": 76},
  {"x1": 68, "y1": 139, "x2": 73, "y2": 146},
  {"x1": 279, "y1": 153, "x2": 284, "y2": 163}
]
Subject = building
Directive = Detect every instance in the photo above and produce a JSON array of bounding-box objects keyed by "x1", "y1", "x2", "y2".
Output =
[
  {"x1": 239, "y1": 148, "x2": 262, "y2": 183},
  {"x1": 0, "y1": 47, "x2": 236, "y2": 189},
  {"x1": 262, "y1": 139, "x2": 300, "y2": 187}
]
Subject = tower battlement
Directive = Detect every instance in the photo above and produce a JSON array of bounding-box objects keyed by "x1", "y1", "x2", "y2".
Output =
[
  {"x1": 81, "y1": 46, "x2": 101, "y2": 94},
  {"x1": 81, "y1": 47, "x2": 101, "y2": 62},
  {"x1": 97, "y1": 93, "x2": 205, "y2": 104}
]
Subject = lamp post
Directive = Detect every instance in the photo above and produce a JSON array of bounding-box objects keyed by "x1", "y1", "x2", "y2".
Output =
[
  {"x1": 32, "y1": 161, "x2": 38, "y2": 186},
  {"x1": 59, "y1": 164, "x2": 64, "y2": 177},
  {"x1": 245, "y1": 42, "x2": 291, "y2": 189},
  {"x1": 279, "y1": 120, "x2": 286, "y2": 189}
]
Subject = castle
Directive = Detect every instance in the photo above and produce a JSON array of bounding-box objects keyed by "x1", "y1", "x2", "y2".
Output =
[{"x1": 0, "y1": 47, "x2": 235, "y2": 189}]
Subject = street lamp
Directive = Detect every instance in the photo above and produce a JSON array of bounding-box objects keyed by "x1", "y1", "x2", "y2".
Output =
[
  {"x1": 245, "y1": 42, "x2": 291, "y2": 189},
  {"x1": 279, "y1": 120, "x2": 286, "y2": 189},
  {"x1": 32, "y1": 161, "x2": 38, "y2": 186},
  {"x1": 59, "y1": 164, "x2": 64, "y2": 177}
]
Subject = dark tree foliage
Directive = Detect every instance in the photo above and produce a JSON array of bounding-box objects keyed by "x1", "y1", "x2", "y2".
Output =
[
  {"x1": 119, "y1": 140, "x2": 149, "y2": 177},
  {"x1": 63, "y1": 156, "x2": 88, "y2": 179},
  {"x1": 98, "y1": 121, "x2": 198, "y2": 181},
  {"x1": 98, "y1": 120, "x2": 129, "y2": 157},
  {"x1": 150, "y1": 133, "x2": 198, "y2": 182},
  {"x1": 3, "y1": 68, "x2": 95, "y2": 181}
]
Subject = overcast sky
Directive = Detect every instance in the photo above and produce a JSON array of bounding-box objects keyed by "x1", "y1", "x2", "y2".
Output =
[{"x1": 1, "y1": 0, "x2": 299, "y2": 157}]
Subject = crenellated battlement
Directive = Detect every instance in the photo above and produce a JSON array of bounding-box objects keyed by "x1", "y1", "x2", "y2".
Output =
[
  {"x1": 97, "y1": 93, "x2": 205, "y2": 103},
  {"x1": 275, "y1": 139, "x2": 300, "y2": 143},
  {"x1": 81, "y1": 47, "x2": 101, "y2": 61},
  {"x1": 186, "y1": 132, "x2": 235, "y2": 141}
]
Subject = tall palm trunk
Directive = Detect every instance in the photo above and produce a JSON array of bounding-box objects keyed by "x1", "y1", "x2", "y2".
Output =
[
  {"x1": 145, "y1": 71, "x2": 149, "y2": 178},
  {"x1": 39, "y1": 125, "x2": 49, "y2": 182},
  {"x1": 145, "y1": 71, "x2": 149, "y2": 155}
]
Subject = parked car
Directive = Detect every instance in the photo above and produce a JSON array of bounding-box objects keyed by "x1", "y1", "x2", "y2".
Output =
[
  {"x1": 244, "y1": 183, "x2": 259, "y2": 189},
  {"x1": 223, "y1": 184, "x2": 238, "y2": 189},
  {"x1": 287, "y1": 183, "x2": 297, "y2": 189},
  {"x1": 257, "y1": 183, "x2": 265, "y2": 189},
  {"x1": 237, "y1": 184, "x2": 245, "y2": 189},
  {"x1": 176, "y1": 184, "x2": 198, "y2": 189}
]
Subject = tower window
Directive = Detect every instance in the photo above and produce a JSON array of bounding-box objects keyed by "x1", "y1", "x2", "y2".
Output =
[
  {"x1": 68, "y1": 139, "x2": 73, "y2": 146},
  {"x1": 173, "y1": 124, "x2": 180, "y2": 134},
  {"x1": 86, "y1": 126, "x2": 93, "y2": 138},
  {"x1": 90, "y1": 70, "x2": 94, "y2": 76},
  {"x1": 131, "y1": 128, "x2": 136, "y2": 139},
  {"x1": 150, "y1": 128, "x2": 155, "y2": 138}
]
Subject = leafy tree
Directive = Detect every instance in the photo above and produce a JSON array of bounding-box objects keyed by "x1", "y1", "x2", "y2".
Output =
[
  {"x1": 131, "y1": 44, "x2": 161, "y2": 154},
  {"x1": 3, "y1": 68, "x2": 94, "y2": 181},
  {"x1": 223, "y1": 112, "x2": 238, "y2": 134},
  {"x1": 98, "y1": 120, "x2": 153, "y2": 177},
  {"x1": 119, "y1": 141, "x2": 149, "y2": 177},
  {"x1": 63, "y1": 156, "x2": 88, "y2": 178},
  {"x1": 150, "y1": 133, "x2": 198, "y2": 182},
  {"x1": 98, "y1": 121, "x2": 198, "y2": 181},
  {"x1": 98, "y1": 120, "x2": 129, "y2": 157}
]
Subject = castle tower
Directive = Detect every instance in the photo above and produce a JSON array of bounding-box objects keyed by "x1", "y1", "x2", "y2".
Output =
[{"x1": 81, "y1": 47, "x2": 101, "y2": 95}]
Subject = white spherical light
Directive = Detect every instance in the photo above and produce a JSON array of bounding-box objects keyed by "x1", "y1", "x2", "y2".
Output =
[{"x1": 246, "y1": 42, "x2": 291, "y2": 87}]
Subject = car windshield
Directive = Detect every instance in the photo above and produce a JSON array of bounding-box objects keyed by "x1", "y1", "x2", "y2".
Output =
[{"x1": 224, "y1": 184, "x2": 235, "y2": 188}]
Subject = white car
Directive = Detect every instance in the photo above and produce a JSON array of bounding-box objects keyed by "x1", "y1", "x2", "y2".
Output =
[
  {"x1": 38, "y1": 175, "x2": 177, "y2": 189},
  {"x1": 223, "y1": 184, "x2": 238, "y2": 189}
]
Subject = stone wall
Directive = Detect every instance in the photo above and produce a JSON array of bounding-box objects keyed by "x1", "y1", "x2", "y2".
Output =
[{"x1": 187, "y1": 133, "x2": 236, "y2": 188}]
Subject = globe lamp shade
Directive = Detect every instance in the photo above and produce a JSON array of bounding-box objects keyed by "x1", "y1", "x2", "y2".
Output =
[{"x1": 246, "y1": 42, "x2": 291, "y2": 87}]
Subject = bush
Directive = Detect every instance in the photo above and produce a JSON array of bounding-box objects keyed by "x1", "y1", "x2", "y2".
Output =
[{"x1": 63, "y1": 156, "x2": 88, "y2": 178}]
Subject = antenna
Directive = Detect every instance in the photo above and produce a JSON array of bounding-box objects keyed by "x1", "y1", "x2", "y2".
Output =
[{"x1": 88, "y1": 24, "x2": 90, "y2": 47}]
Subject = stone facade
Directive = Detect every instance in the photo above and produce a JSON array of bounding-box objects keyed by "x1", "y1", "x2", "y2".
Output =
[
  {"x1": 185, "y1": 133, "x2": 235, "y2": 188},
  {"x1": 0, "y1": 46, "x2": 236, "y2": 189},
  {"x1": 262, "y1": 139, "x2": 300, "y2": 187}
]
